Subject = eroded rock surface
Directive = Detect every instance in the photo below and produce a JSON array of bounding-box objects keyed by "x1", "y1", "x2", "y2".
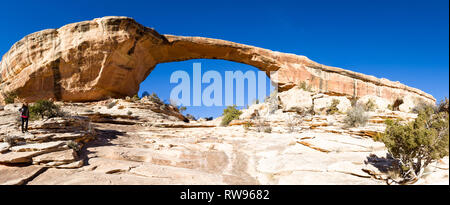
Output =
[
  {"x1": 1, "y1": 98, "x2": 447, "y2": 185},
  {"x1": 0, "y1": 16, "x2": 435, "y2": 105}
]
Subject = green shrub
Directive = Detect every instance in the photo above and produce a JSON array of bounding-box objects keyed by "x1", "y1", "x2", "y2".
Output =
[
  {"x1": 2, "y1": 91, "x2": 17, "y2": 104},
  {"x1": 380, "y1": 106, "x2": 449, "y2": 183},
  {"x1": 67, "y1": 141, "x2": 81, "y2": 151},
  {"x1": 326, "y1": 99, "x2": 340, "y2": 115},
  {"x1": 243, "y1": 121, "x2": 252, "y2": 131},
  {"x1": 344, "y1": 105, "x2": 368, "y2": 127},
  {"x1": 131, "y1": 94, "x2": 140, "y2": 102},
  {"x1": 149, "y1": 93, "x2": 162, "y2": 104},
  {"x1": 220, "y1": 105, "x2": 242, "y2": 126},
  {"x1": 438, "y1": 97, "x2": 449, "y2": 114},
  {"x1": 30, "y1": 100, "x2": 63, "y2": 120},
  {"x1": 412, "y1": 102, "x2": 434, "y2": 114},
  {"x1": 387, "y1": 104, "x2": 394, "y2": 111},
  {"x1": 179, "y1": 106, "x2": 187, "y2": 113}
]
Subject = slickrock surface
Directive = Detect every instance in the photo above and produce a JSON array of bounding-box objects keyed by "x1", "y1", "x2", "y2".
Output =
[
  {"x1": 0, "y1": 16, "x2": 435, "y2": 105},
  {"x1": 1, "y1": 94, "x2": 447, "y2": 185}
]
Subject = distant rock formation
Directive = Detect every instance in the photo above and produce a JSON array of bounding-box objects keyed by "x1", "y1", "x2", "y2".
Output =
[{"x1": 0, "y1": 16, "x2": 435, "y2": 105}]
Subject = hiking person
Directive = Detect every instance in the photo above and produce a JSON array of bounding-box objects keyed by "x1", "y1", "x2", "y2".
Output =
[{"x1": 19, "y1": 103, "x2": 30, "y2": 133}]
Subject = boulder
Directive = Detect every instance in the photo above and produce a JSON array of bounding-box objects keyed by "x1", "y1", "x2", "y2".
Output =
[
  {"x1": 0, "y1": 151, "x2": 42, "y2": 163},
  {"x1": 278, "y1": 88, "x2": 313, "y2": 113},
  {"x1": 9, "y1": 141, "x2": 67, "y2": 152},
  {"x1": 399, "y1": 95, "x2": 416, "y2": 113},
  {"x1": 32, "y1": 149, "x2": 77, "y2": 165},
  {"x1": 3, "y1": 104, "x2": 20, "y2": 112}
]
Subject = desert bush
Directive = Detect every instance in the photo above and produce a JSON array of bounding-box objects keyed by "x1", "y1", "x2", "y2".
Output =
[
  {"x1": 4, "y1": 135, "x2": 17, "y2": 146},
  {"x1": 437, "y1": 97, "x2": 449, "y2": 114},
  {"x1": 379, "y1": 106, "x2": 449, "y2": 183},
  {"x1": 127, "y1": 110, "x2": 133, "y2": 116},
  {"x1": 350, "y1": 96, "x2": 359, "y2": 107},
  {"x1": 67, "y1": 141, "x2": 81, "y2": 151},
  {"x1": 2, "y1": 91, "x2": 17, "y2": 104},
  {"x1": 265, "y1": 90, "x2": 279, "y2": 114},
  {"x1": 252, "y1": 118, "x2": 272, "y2": 133},
  {"x1": 149, "y1": 93, "x2": 163, "y2": 104},
  {"x1": 286, "y1": 121, "x2": 295, "y2": 133},
  {"x1": 286, "y1": 115, "x2": 301, "y2": 133},
  {"x1": 220, "y1": 105, "x2": 242, "y2": 126},
  {"x1": 298, "y1": 81, "x2": 312, "y2": 92},
  {"x1": 344, "y1": 105, "x2": 369, "y2": 127},
  {"x1": 326, "y1": 99, "x2": 340, "y2": 115},
  {"x1": 131, "y1": 94, "x2": 140, "y2": 102},
  {"x1": 387, "y1": 104, "x2": 394, "y2": 111},
  {"x1": 186, "y1": 114, "x2": 196, "y2": 121},
  {"x1": 243, "y1": 121, "x2": 252, "y2": 131},
  {"x1": 106, "y1": 101, "x2": 117, "y2": 109},
  {"x1": 412, "y1": 102, "x2": 435, "y2": 114},
  {"x1": 363, "y1": 99, "x2": 377, "y2": 112},
  {"x1": 179, "y1": 106, "x2": 187, "y2": 113},
  {"x1": 30, "y1": 100, "x2": 64, "y2": 120}
]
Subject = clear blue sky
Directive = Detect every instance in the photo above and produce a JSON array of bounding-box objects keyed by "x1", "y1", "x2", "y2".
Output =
[{"x1": 0, "y1": 0, "x2": 448, "y2": 118}]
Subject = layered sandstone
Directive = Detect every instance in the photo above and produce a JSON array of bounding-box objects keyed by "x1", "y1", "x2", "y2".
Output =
[
  {"x1": 0, "y1": 16, "x2": 435, "y2": 105},
  {"x1": 1, "y1": 99, "x2": 447, "y2": 185}
]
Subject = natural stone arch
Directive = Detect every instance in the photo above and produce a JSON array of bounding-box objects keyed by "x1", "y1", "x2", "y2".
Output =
[{"x1": 0, "y1": 16, "x2": 435, "y2": 105}]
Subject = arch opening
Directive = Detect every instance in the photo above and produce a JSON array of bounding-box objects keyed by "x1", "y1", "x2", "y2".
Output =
[{"x1": 138, "y1": 59, "x2": 274, "y2": 119}]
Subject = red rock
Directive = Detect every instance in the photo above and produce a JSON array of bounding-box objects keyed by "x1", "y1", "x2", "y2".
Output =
[{"x1": 0, "y1": 16, "x2": 435, "y2": 105}]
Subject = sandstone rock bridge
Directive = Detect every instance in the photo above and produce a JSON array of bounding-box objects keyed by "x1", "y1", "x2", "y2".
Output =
[{"x1": 0, "y1": 16, "x2": 435, "y2": 105}]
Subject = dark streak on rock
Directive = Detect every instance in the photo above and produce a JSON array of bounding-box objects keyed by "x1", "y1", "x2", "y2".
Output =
[{"x1": 51, "y1": 58, "x2": 62, "y2": 101}]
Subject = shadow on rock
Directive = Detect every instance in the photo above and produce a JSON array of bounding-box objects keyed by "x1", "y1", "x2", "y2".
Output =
[
  {"x1": 77, "y1": 128, "x2": 127, "y2": 165},
  {"x1": 364, "y1": 153, "x2": 399, "y2": 173}
]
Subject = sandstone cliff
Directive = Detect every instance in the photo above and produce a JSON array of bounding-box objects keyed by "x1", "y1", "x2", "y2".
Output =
[{"x1": 0, "y1": 16, "x2": 435, "y2": 105}]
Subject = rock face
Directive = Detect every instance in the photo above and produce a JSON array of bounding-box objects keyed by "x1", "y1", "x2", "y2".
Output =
[
  {"x1": 0, "y1": 16, "x2": 435, "y2": 105},
  {"x1": 278, "y1": 88, "x2": 313, "y2": 113},
  {"x1": 357, "y1": 95, "x2": 390, "y2": 112},
  {"x1": 313, "y1": 95, "x2": 352, "y2": 114}
]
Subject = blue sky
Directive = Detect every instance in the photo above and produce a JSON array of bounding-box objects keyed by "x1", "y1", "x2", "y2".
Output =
[{"x1": 0, "y1": 0, "x2": 448, "y2": 118}]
